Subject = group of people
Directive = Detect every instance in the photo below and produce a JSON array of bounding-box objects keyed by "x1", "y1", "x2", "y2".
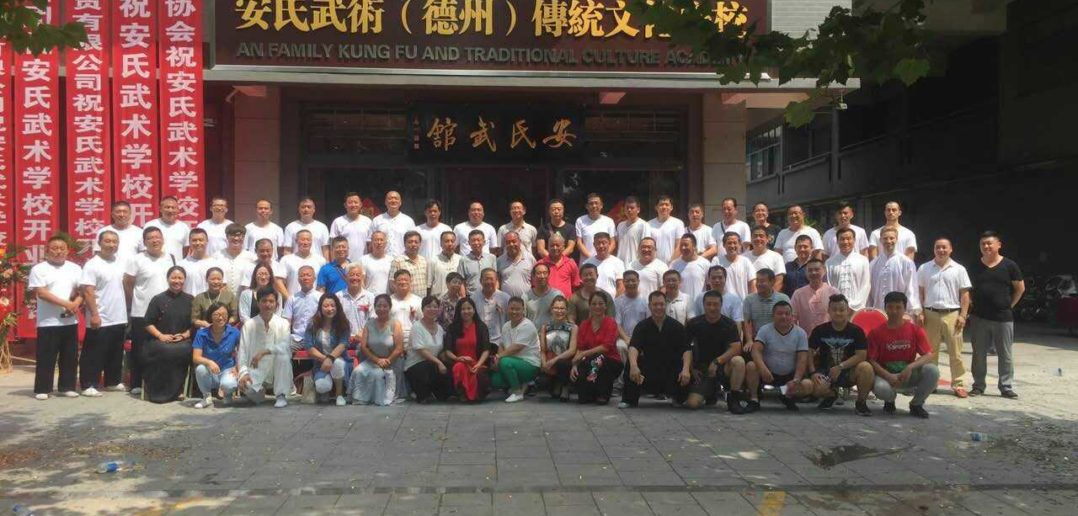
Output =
[{"x1": 29, "y1": 191, "x2": 1025, "y2": 418}]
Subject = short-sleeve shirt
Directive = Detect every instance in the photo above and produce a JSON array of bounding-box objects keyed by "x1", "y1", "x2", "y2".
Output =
[
  {"x1": 284, "y1": 220, "x2": 331, "y2": 251},
  {"x1": 970, "y1": 258, "x2": 1023, "y2": 322},
  {"x1": 524, "y1": 287, "x2": 564, "y2": 329},
  {"x1": 316, "y1": 261, "x2": 349, "y2": 295},
  {"x1": 754, "y1": 323, "x2": 809, "y2": 376},
  {"x1": 712, "y1": 220, "x2": 751, "y2": 248},
  {"x1": 689, "y1": 291, "x2": 744, "y2": 322},
  {"x1": 213, "y1": 249, "x2": 257, "y2": 296},
  {"x1": 472, "y1": 290, "x2": 510, "y2": 344},
  {"x1": 647, "y1": 216, "x2": 686, "y2": 261},
  {"x1": 197, "y1": 219, "x2": 234, "y2": 256},
  {"x1": 569, "y1": 289, "x2": 614, "y2": 324},
  {"x1": 337, "y1": 288, "x2": 375, "y2": 336},
  {"x1": 192, "y1": 325, "x2": 239, "y2": 370},
  {"x1": 870, "y1": 226, "x2": 918, "y2": 255},
  {"x1": 93, "y1": 224, "x2": 143, "y2": 264},
  {"x1": 144, "y1": 219, "x2": 191, "y2": 261},
  {"x1": 371, "y1": 212, "x2": 417, "y2": 257},
  {"x1": 280, "y1": 252, "x2": 326, "y2": 296},
  {"x1": 497, "y1": 253, "x2": 535, "y2": 298},
  {"x1": 712, "y1": 254, "x2": 755, "y2": 300},
  {"x1": 415, "y1": 222, "x2": 452, "y2": 261},
  {"x1": 917, "y1": 259, "x2": 972, "y2": 310},
  {"x1": 576, "y1": 316, "x2": 621, "y2": 362},
  {"x1": 28, "y1": 261, "x2": 82, "y2": 327},
  {"x1": 454, "y1": 221, "x2": 498, "y2": 255},
  {"x1": 808, "y1": 322, "x2": 867, "y2": 374},
  {"x1": 616, "y1": 218, "x2": 650, "y2": 265},
  {"x1": 537, "y1": 221, "x2": 578, "y2": 259},
  {"x1": 822, "y1": 225, "x2": 870, "y2": 257},
  {"x1": 539, "y1": 255, "x2": 580, "y2": 299},
  {"x1": 582, "y1": 255, "x2": 625, "y2": 298},
  {"x1": 776, "y1": 226, "x2": 823, "y2": 262},
  {"x1": 791, "y1": 283, "x2": 839, "y2": 334},
  {"x1": 575, "y1": 214, "x2": 617, "y2": 259},
  {"x1": 330, "y1": 214, "x2": 374, "y2": 262},
  {"x1": 79, "y1": 255, "x2": 128, "y2": 327},
  {"x1": 497, "y1": 222, "x2": 539, "y2": 254},
  {"x1": 282, "y1": 288, "x2": 321, "y2": 343},
  {"x1": 502, "y1": 318, "x2": 541, "y2": 367},
  {"x1": 744, "y1": 249, "x2": 787, "y2": 278},
  {"x1": 742, "y1": 291, "x2": 791, "y2": 330},
  {"x1": 457, "y1": 252, "x2": 497, "y2": 296},
  {"x1": 178, "y1": 256, "x2": 220, "y2": 296},
  {"x1": 867, "y1": 321, "x2": 931, "y2": 372},
  {"x1": 614, "y1": 294, "x2": 648, "y2": 336},
  {"x1": 360, "y1": 254, "x2": 393, "y2": 295},
  {"x1": 686, "y1": 315, "x2": 740, "y2": 368},
  {"x1": 783, "y1": 259, "x2": 810, "y2": 296},
  {"x1": 629, "y1": 317, "x2": 689, "y2": 366},
  {"x1": 628, "y1": 259, "x2": 669, "y2": 298},
  {"x1": 244, "y1": 222, "x2": 284, "y2": 253},
  {"x1": 125, "y1": 252, "x2": 176, "y2": 317},
  {"x1": 689, "y1": 224, "x2": 717, "y2": 254},
  {"x1": 671, "y1": 256, "x2": 710, "y2": 296},
  {"x1": 405, "y1": 321, "x2": 445, "y2": 370}
]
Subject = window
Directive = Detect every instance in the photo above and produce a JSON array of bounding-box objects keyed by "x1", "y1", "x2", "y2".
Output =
[{"x1": 746, "y1": 126, "x2": 782, "y2": 180}]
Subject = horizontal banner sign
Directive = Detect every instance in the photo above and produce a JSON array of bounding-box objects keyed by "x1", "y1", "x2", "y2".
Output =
[{"x1": 409, "y1": 104, "x2": 584, "y2": 162}]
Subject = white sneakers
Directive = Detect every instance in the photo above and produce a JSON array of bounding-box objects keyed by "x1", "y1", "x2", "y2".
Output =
[
  {"x1": 335, "y1": 396, "x2": 347, "y2": 406},
  {"x1": 130, "y1": 387, "x2": 142, "y2": 395},
  {"x1": 62, "y1": 391, "x2": 79, "y2": 398},
  {"x1": 274, "y1": 395, "x2": 288, "y2": 408},
  {"x1": 505, "y1": 393, "x2": 525, "y2": 403},
  {"x1": 82, "y1": 387, "x2": 102, "y2": 397},
  {"x1": 34, "y1": 393, "x2": 49, "y2": 400},
  {"x1": 107, "y1": 383, "x2": 126, "y2": 392},
  {"x1": 194, "y1": 397, "x2": 213, "y2": 409}
]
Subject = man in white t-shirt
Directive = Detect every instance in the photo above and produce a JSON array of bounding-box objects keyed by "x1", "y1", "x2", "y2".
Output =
[
  {"x1": 197, "y1": 197, "x2": 234, "y2": 255},
  {"x1": 614, "y1": 270, "x2": 649, "y2": 361},
  {"x1": 670, "y1": 233, "x2": 710, "y2": 297},
  {"x1": 575, "y1": 193, "x2": 617, "y2": 263},
  {"x1": 244, "y1": 199, "x2": 285, "y2": 256},
  {"x1": 582, "y1": 232, "x2": 625, "y2": 298},
  {"x1": 686, "y1": 203, "x2": 718, "y2": 260},
  {"x1": 428, "y1": 231, "x2": 462, "y2": 298},
  {"x1": 615, "y1": 196, "x2": 649, "y2": 266},
  {"x1": 283, "y1": 197, "x2": 331, "y2": 260},
  {"x1": 711, "y1": 197, "x2": 751, "y2": 254},
  {"x1": 123, "y1": 226, "x2": 176, "y2": 395},
  {"x1": 821, "y1": 202, "x2": 869, "y2": 260},
  {"x1": 775, "y1": 205, "x2": 823, "y2": 262},
  {"x1": 825, "y1": 228, "x2": 872, "y2": 311},
  {"x1": 360, "y1": 231, "x2": 393, "y2": 294},
  {"x1": 330, "y1": 191, "x2": 374, "y2": 262},
  {"x1": 869, "y1": 227, "x2": 920, "y2": 312},
  {"x1": 144, "y1": 196, "x2": 190, "y2": 261},
  {"x1": 29, "y1": 236, "x2": 84, "y2": 400},
  {"x1": 628, "y1": 237, "x2": 669, "y2": 297},
  {"x1": 371, "y1": 190, "x2": 416, "y2": 258},
  {"x1": 454, "y1": 201, "x2": 498, "y2": 256},
  {"x1": 496, "y1": 200, "x2": 538, "y2": 256},
  {"x1": 689, "y1": 265, "x2": 745, "y2": 332},
  {"x1": 744, "y1": 225, "x2": 787, "y2": 294},
  {"x1": 647, "y1": 195, "x2": 685, "y2": 263},
  {"x1": 214, "y1": 223, "x2": 258, "y2": 296},
  {"x1": 712, "y1": 232, "x2": 756, "y2": 300},
  {"x1": 94, "y1": 200, "x2": 143, "y2": 264},
  {"x1": 178, "y1": 228, "x2": 219, "y2": 296},
  {"x1": 79, "y1": 230, "x2": 130, "y2": 395},
  {"x1": 281, "y1": 229, "x2": 328, "y2": 296},
  {"x1": 869, "y1": 201, "x2": 918, "y2": 260},
  {"x1": 662, "y1": 270, "x2": 691, "y2": 325},
  {"x1": 415, "y1": 199, "x2": 452, "y2": 261}
]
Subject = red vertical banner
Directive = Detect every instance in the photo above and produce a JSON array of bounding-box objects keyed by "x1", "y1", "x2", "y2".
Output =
[
  {"x1": 159, "y1": 0, "x2": 204, "y2": 225},
  {"x1": 66, "y1": 0, "x2": 112, "y2": 252},
  {"x1": 0, "y1": 42, "x2": 12, "y2": 251},
  {"x1": 14, "y1": 3, "x2": 61, "y2": 337},
  {"x1": 112, "y1": 0, "x2": 159, "y2": 227}
]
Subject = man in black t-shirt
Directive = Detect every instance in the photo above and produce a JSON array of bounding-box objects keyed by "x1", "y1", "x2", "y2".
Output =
[
  {"x1": 619, "y1": 292, "x2": 692, "y2": 408},
  {"x1": 685, "y1": 291, "x2": 749, "y2": 414},
  {"x1": 537, "y1": 198, "x2": 578, "y2": 261},
  {"x1": 808, "y1": 294, "x2": 874, "y2": 416},
  {"x1": 969, "y1": 231, "x2": 1025, "y2": 399}
]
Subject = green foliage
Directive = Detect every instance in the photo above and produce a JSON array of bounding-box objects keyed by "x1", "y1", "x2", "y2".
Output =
[
  {"x1": 0, "y1": 0, "x2": 87, "y2": 55},
  {"x1": 629, "y1": 0, "x2": 936, "y2": 127}
]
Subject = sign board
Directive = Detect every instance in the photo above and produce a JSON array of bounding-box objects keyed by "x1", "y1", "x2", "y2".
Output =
[{"x1": 410, "y1": 104, "x2": 584, "y2": 162}]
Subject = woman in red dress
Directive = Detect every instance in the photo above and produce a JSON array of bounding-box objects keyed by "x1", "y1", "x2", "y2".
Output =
[
  {"x1": 571, "y1": 293, "x2": 623, "y2": 405},
  {"x1": 443, "y1": 297, "x2": 492, "y2": 402}
]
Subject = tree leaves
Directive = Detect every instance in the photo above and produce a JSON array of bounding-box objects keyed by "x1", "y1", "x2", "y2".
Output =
[
  {"x1": 0, "y1": 1, "x2": 87, "y2": 55},
  {"x1": 893, "y1": 57, "x2": 931, "y2": 86}
]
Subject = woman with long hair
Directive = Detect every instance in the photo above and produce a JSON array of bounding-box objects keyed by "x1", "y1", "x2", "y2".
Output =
[
  {"x1": 238, "y1": 263, "x2": 279, "y2": 323},
  {"x1": 443, "y1": 297, "x2": 492, "y2": 402},
  {"x1": 304, "y1": 293, "x2": 352, "y2": 406},
  {"x1": 539, "y1": 295, "x2": 578, "y2": 402},
  {"x1": 352, "y1": 294, "x2": 404, "y2": 406}
]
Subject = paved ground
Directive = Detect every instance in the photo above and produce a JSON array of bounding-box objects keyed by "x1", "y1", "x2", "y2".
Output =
[{"x1": 1, "y1": 323, "x2": 1077, "y2": 515}]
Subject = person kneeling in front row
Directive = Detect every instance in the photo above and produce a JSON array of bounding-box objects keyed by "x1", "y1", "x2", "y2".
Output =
[
  {"x1": 237, "y1": 287, "x2": 294, "y2": 408},
  {"x1": 868, "y1": 291, "x2": 939, "y2": 418},
  {"x1": 304, "y1": 293, "x2": 352, "y2": 407},
  {"x1": 618, "y1": 292, "x2": 692, "y2": 408},
  {"x1": 807, "y1": 294, "x2": 875, "y2": 416},
  {"x1": 684, "y1": 291, "x2": 751, "y2": 414},
  {"x1": 192, "y1": 302, "x2": 240, "y2": 409},
  {"x1": 750, "y1": 301, "x2": 813, "y2": 411}
]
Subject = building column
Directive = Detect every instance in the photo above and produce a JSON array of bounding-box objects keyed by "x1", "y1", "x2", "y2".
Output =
[
  {"x1": 701, "y1": 93, "x2": 747, "y2": 223},
  {"x1": 232, "y1": 86, "x2": 282, "y2": 223}
]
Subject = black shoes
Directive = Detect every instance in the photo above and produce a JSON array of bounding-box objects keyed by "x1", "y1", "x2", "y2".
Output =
[
  {"x1": 1000, "y1": 389, "x2": 1019, "y2": 399},
  {"x1": 854, "y1": 401, "x2": 872, "y2": 416},
  {"x1": 969, "y1": 387, "x2": 985, "y2": 396},
  {"x1": 883, "y1": 401, "x2": 896, "y2": 415},
  {"x1": 909, "y1": 403, "x2": 930, "y2": 419},
  {"x1": 744, "y1": 399, "x2": 761, "y2": 413},
  {"x1": 781, "y1": 397, "x2": 799, "y2": 411},
  {"x1": 817, "y1": 397, "x2": 837, "y2": 410},
  {"x1": 726, "y1": 391, "x2": 745, "y2": 414}
]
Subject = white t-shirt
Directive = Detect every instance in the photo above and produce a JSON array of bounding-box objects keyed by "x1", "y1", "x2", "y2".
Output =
[
  {"x1": 712, "y1": 219, "x2": 751, "y2": 248},
  {"x1": 583, "y1": 255, "x2": 626, "y2": 298},
  {"x1": 616, "y1": 218, "x2": 650, "y2": 266},
  {"x1": 371, "y1": 212, "x2": 416, "y2": 257},
  {"x1": 93, "y1": 224, "x2": 143, "y2": 264},
  {"x1": 744, "y1": 249, "x2": 787, "y2": 277},
  {"x1": 178, "y1": 255, "x2": 220, "y2": 296},
  {"x1": 712, "y1": 254, "x2": 755, "y2": 300},
  {"x1": 869, "y1": 225, "x2": 919, "y2": 255},
  {"x1": 360, "y1": 254, "x2": 393, "y2": 294},
  {"x1": 79, "y1": 255, "x2": 128, "y2": 327},
  {"x1": 614, "y1": 294, "x2": 648, "y2": 336},
  {"x1": 689, "y1": 224, "x2": 717, "y2": 254},
  {"x1": 665, "y1": 292, "x2": 691, "y2": 325},
  {"x1": 497, "y1": 222, "x2": 539, "y2": 255},
  {"x1": 213, "y1": 249, "x2": 257, "y2": 296},
  {"x1": 330, "y1": 214, "x2": 374, "y2": 262},
  {"x1": 647, "y1": 216, "x2": 686, "y2": 261},
  {"x1": 689, "y1": 291, "x2": 744, "y2": 322},
  {"x1": 28, "y1": 260, "x2": 82, "y2": 327},
  {"x1": 390, "y1": 293, "x2": 423, "y2": 344},
  {"x1": 825, "y1": 252, "x2": 872, "y2": 311},
  {"x1": 628, "y1": 259, "x2": 669, "y2": 297},
  {"x1": 144, "y1": 218, "x2": 190, "y2": 261},
  {"x1": 671, "y1": 256, "x2": 710, "y2": 296},
  {"x1": 822, "y1": 225, "x2": 870, "y2": 257},
  {"x1": 196, "y1": 218, "x2": 233, "y2": 256},
  {"x1": 454, "y1": 221, "x2": 498, "y2": 255},
  {"x1": 284, "y1": 219, "x2": 331, "y2": 252},
  {"x1": 575, "y1": 214, "x2": 617, "y2": 260},
  {"x1": 502, "y1": 318, "x2": 541, "y2": 367},
  {"x1": 280, "y1": 252, "x2": 327, "y2": 296},
  {"x1": 125, "y1": 252, "x2": 176, "y2": 318},
  {"x1": 415, "y1": 221, "x2": 451, "y2": 261},
  {"x1": 239, "y1": 260, "x2": 287, "y2": 293},
  {"x1": 775, "y1": 226, "x2": 824, "y2": 262},
  {"x1": 244, "y1": 222, "x2": 285, "y2": 253},
  {"x1": 405, "y1": 321, "x2": 445, "y2": 371}
]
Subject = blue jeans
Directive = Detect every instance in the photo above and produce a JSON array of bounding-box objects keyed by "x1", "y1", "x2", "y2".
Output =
[{"x1": 195, "y1": 364, "x2": 238, "y2": 399}]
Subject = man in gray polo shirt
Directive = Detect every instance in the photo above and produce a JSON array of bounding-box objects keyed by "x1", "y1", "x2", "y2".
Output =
[
  {"x1": 742, "y1": 268, "x2": 790, "y2": 350},
  {"x1": 497, "y1": 231, "x2": 535, "y2": 298}
]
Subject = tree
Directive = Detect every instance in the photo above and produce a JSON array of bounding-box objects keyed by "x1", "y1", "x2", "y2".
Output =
[
  {"x1": 629, "y1": 0, "x2": 935, "y2": 126},
  {"x1": 0, "y1": 0, "x2": 86, "y2": 54}
]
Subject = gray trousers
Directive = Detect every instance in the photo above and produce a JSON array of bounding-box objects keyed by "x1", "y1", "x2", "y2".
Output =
[
  {"x1": 970, "y1": 316, "x2": 1014, "y2": 391},
  {"x1": 872, "y1": 363, "x2": 940, "y2": 406}
]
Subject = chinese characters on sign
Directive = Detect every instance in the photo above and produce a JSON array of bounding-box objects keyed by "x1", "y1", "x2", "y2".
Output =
[
  {"x1": 159, "y1": 0, "x2": 206, "y2": 225},
  {"x1": 0, "y1": 42, "x2": 12, "y2": 250},
  {"x1": 411, "y1": 106, "x2": 582, "y2": 162},
  {"x1": 113, "y1": 0, "x2": 161, "y2": 227},
  {"x1": 65, "y1": 0, "x2": 112, "y2": 250}
]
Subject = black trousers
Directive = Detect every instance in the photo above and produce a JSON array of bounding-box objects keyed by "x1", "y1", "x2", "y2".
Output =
[
  {"x1": 79, "y1": 323, "x2": 126, "y2": 389},
  {"x1": 127, "y1": 317, "x2": 147, "y2": 388},
  {"x1": 621, "y1": 358, "x2": 689, "y2": 406},
  {"x1": 35, "y1": 325, "x2": 79, "y2": 394},
  {"x1": 405, "y1": 361, "x2": 453, "y2": 402},
  {"x1": 573, "y1": 356, "x2": 623, "y2": 402}
]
